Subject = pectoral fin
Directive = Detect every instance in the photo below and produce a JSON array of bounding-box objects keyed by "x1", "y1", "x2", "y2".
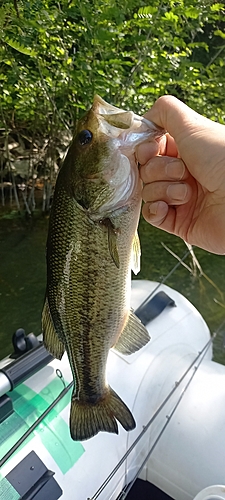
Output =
[
  {"x1": 108, "y1": 223, "x2": 120, "y2": 268},
  {"x1": 131, "y1": 231, "x2": 141, "y2": 275},
  {"x1": 42, "y1": 298, "x2": 65, "y2": 359},
  {"x1": 113, "y1": 310, "x2": 150, "y2": 355}
]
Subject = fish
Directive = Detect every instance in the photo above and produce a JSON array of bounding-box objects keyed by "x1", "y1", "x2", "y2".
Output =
[{"x1": 42, "y1": 95, "x2": 164, "y2": 441}]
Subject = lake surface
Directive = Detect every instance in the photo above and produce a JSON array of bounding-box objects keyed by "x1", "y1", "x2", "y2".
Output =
[{"x1": 1, "y1": 210, "x2": 225, "y2": 364}]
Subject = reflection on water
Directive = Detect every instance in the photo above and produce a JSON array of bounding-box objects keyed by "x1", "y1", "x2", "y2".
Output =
[{"x1": 1, "y1": 213, "x2": 225, "y2": 364}]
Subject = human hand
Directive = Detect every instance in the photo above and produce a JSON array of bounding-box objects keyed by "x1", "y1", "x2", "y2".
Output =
[{"x1": 137, "y1": 95, "x2": 225, "y2": 254}]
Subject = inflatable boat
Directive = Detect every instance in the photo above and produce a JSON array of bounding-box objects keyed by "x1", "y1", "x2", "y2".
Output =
[{"x1": 0, "y1": 279, "x2": 225, "y2": 500}]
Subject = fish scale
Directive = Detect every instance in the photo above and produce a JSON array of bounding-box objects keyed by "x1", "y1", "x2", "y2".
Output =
[{"x1": 42, "y1": 95, "x2": 164, "y2": 441}]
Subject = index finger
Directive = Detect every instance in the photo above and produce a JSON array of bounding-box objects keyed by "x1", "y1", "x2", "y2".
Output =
[{"x1": 137, "y1": 132, "x2": 178, "y2": 165}]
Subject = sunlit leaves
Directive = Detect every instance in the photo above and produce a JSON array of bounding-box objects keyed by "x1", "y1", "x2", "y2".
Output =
[
  {"x1": 4, "y1": 37, "x2": 37, "y2": 56},
  {"x1": 0, "y1": 0, "x2": 224, "y2": 132},
  {"x1": 214, "y1": 29, "x2": 225, "y2": 39}
]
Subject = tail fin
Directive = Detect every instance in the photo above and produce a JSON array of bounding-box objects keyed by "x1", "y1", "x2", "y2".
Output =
[{"x1": 70, "y1": 387, "x2": 136, "y2": 441}]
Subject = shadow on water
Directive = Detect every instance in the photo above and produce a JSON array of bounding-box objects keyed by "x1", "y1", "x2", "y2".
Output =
[{"x1": 1, "y1": 210, "x2": 225, "y2": 364}]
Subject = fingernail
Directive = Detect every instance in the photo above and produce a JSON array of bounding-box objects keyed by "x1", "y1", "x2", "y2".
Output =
[
  {"x1": 167, "y1": 183, "x2": 187, "y2": 201},
  {"x1": 147, "y1": 201, "x2": 168, "y2": 225},
  {"x1": 149, "y1": 202, "x2": 159, "y2": 215},
  {"x1": 166, "y1": 159, "x2": 185, "y2": 180}
]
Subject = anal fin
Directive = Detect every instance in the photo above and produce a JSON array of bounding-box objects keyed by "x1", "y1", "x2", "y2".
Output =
[
  {"x1": 42, "y1": 298, "x2": 65, "y2": 359},
  {"x1": 113, "y1": 310, "x2": 150, "y2": 355}
]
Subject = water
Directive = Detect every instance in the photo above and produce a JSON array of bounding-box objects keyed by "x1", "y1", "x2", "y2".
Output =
[
  {"x1": 1, "y1": 211, "x2": 225, "y2": 364},
  {"x1": 0, "y1": 212, "x2": 47, "y2": 359}
]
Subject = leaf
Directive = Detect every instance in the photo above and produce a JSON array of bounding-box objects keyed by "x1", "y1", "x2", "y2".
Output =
[
  {"x1": 135, "y1": 6, "x2": 158, "y2": 18},
  {"x1": 188, "y1": 42, "x2": 209, "y2": 52},
  {"x1": 214, "y1": 29, "x2": 225, "y2": 39},
  {"x1": 210, "y1": 3, "x2": 224, "y2": 12},
  {"x1": 163, "y1": 11, "x2": 179, "y2": 22},
  {"x1": 141, "y1": 86, "x2": 159, "y2": 94},
  {"x1": 184, "y1": 7, "x2": 200, "y2": 19},
  {"x1": 4, "y1": 37, "x2": 37, "y2": 57},
  {"x1": 0, "y1": 7, "x2": 6, "y2": 28}
]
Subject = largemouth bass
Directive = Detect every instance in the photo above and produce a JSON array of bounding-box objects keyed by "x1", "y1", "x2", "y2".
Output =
[{"x1": 42, "y1": 95, "x2": 163, "y2": 441}]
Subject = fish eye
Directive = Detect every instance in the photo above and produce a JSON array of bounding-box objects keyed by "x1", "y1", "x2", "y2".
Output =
[{"x1": 78, "y1": 129, "x2": 93, "y2": 146}]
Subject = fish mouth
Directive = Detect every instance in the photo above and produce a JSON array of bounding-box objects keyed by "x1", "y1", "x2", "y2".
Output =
[
  {"x1": 88, "y1": 96, "x2": 165, "y2": 217},
  {"x1": 92, "y1": 94, "x2": 164, "y2": 148}
]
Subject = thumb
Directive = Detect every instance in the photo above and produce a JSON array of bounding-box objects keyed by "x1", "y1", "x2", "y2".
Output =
[{"x1": 144, "y1": 95, "x2": 203, "y2": 142}]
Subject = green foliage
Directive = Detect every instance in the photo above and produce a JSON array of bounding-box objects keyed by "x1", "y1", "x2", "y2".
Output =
[
  {"x1": 0, "y1": 0, "x2": 224, "y2": 134},
  {"x1": 4, "y1": 37, "x2": 37, "y2": 56}
]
